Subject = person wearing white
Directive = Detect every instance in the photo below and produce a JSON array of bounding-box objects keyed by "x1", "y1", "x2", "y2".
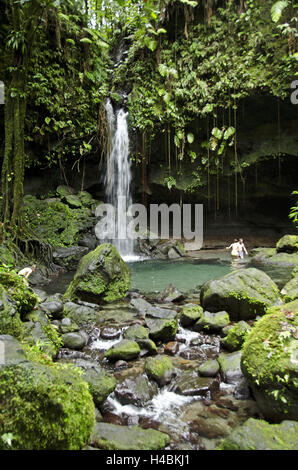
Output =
[
  {"x1": 18, "y1": 265, "x2": 37, "y2": 282},
  {"x1": 226, "y1": 239, "x2": 240, "y2": 259},
  {"x1": 238, "y1": 238, "x2": 248, "y2": 259}
]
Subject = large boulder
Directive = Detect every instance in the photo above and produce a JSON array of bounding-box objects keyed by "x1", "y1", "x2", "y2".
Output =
[
  {"x1": 64, "y1": 244, "x2": 131, "y2": 304},
  {"x1": 193, "y1": 310, "x2": 229, "y2": 333},
  {"x1": 0, "y1": 335, "x2": 95, "y2": 450},
  {"x1": 90, "y1": 422, "x2": 170, "y2": 450},
  {"x1": 52, "y1": 246, "x2": 89, "y2": 270},
  {"x1": 276, "y1": 235, "x2": 298, "y2": 254},
  {"x1": 200, "y1": 268, "x2": 281, "y2": 320},
  {"x1": 241, "y1": 300, "x2": 298, "y2": 422},
  {"x1": 218, "y1": 418, "x2": 298, "y2": 450}
]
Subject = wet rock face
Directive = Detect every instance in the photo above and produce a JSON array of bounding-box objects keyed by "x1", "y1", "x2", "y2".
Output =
[
  {"x1": 218, "y1": 351, "x2": 244, "y2": 385},
  {"x1": 200, "y1": 268, "x2": 282, "y2": 320},
  {"x1": 52, "y1": 246, "x2": 89, "y2": 271},
  {"x1": 114, "y1": 374, "x2": 158, "y2": 407},
  {"x1": 145, "y1": 355, "x2": 175, "y2": 386},
  {"x1": 169, "y1": 371, "x2": 219, "y2": 397},
  {"x1": 276, "y1": 235, "x2": 298, "y2": 254}
]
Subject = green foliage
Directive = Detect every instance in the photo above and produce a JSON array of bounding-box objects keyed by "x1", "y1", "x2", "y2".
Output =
[{"x1": 289, "y1": 191, "x2": 298, "y2": 227}]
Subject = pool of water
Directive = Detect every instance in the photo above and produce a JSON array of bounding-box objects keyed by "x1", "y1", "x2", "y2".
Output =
[
  {"x1": 40, "y1": 250, "x2": 292, "y2": 296},
  {"x1": 128, "y1": 258, "x2": 232, "y2": 294}
]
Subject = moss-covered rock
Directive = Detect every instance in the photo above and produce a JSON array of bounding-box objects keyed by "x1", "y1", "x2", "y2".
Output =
[
  {"x1": 241, "y1": 300, "x2": 298, "y2": 422},
  {"x1": 146, "y1": 317, "x2": 178, "y2": 342},
  {"x1": 200, "y1": 268, "x2": 281, "y2": 320},
  {"x1": 105, "y1": 339, "x2": 140, "y2": 362},
  {"x1": 180, "y1": 304, "x2": 203, "y2": 327},
  {"x1": 0, "y1": 269, "x2": 39, "y2": 318},
  {"x1": 22, "y1": 320, "x2": 61, "y2": 359},
  {"x1": 114, "y1": 374, "x2": 158, "y2": 406},
  {"x1": 64, "y1": 243, "x2": 131, "y2": 303},
  {"x1": 123, "y1": 324, "x2": 149, "y2": 341},
  {"x1": 0, "y1": 337, "x2": 95, "y2": 450},
  {"x1": 281, "y1": 277, "x2": 298, "y2": 303},
  {"x1": 193, "y1": 310, "x2": 229, "y2": 333},
  {"x1": 218, "y1": 418, "x2": 298, "y2": 450},
  {"x1": 276, "y1": 235, "x2": 298, "y2": 254},
  {"x1": 61, "y1": 332, "x2": 87, "y2": 350},
  {"x1": 145, "y1": 354, "x2": 175, "y2": 386},
  {"x1": 91, "y1": 422, "x2": 170, "y2": 450},
  {"x1": 198, "y1": 359, "x2": 220, "y2": 377},
  {"x1": 218, "y1": 351, "x2": 244, "y2": 385},
  {"x1": 221, "y1": 321, "x2": 251, "y2": 352}
]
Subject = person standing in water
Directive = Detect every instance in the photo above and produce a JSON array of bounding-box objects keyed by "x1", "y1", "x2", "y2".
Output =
[
  {"x1": 18, "y1": 264, "x2": 37, "y2": 284},
  {"x1": 226, "y1": 239, "x2": 240, "y2": 260},
  {"x1": 238, "y1": 238, "x2": 248, "y2": 259}
]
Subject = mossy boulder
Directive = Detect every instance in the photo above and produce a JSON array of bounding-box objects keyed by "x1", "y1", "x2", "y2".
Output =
[
  {"x1": 64, "y1": 243, "x2": 131, "y2": 304},
  {"x1": 218, "y1": 418, "x2": 298, "y2": 450},
  {"x1": 193, "y1": 310, "x2": 229, "y2": 333},
  {"x1": 281, "y1": 277, "x2": 298, "y2": 303},
  {"x1": 221, "y1": 321, "x2": 251, "y2": 352},
  {"x1": 262, "y1": 252, "x2": 298, "y2": 267},
  {"x1": 91, "y1": 422, "x2": 170, "y2": 450},
  {"x1": 145, "y1": 354, "x2": 175, "y2": 386},
  {"x1": 63, "y1": 301, "x2": 100, "y2": 327},
  {"x1": 180, "y1": 304, "x2": 203, "y2": 327},
  {"x1": 241, "y1": 300, "x2": 298, "y2": 422},
  {"x1": 146, "y1": 317, "x2": 178, "y2": 342},
  {"x1": 200, "y1": 268, "x2": 281, "y2": 321},
  {"x1": 0, "y1": 336, "x2": 95, "y2": 450},
  {"x1": 60, "y1": 332, "x2": 87, "y2": 350},
  {"x1": 22, "y1": 320, "x2": 61, "y2": 359},
  {"x1": 123, "y1": 324, "x2": 149, "y2": 341},
  {"x1": 276, "y1": 235, "x2": 298, "y2": 254},
  {"x1": 104, "y1": 339, "x2": 140, "y2": 362}
]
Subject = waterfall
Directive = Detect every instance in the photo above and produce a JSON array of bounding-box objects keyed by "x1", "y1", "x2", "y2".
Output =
[{"x1": 103, "y1": 99, "x2": 136, "y2": 261}]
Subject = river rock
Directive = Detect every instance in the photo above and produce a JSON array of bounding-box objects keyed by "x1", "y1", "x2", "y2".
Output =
[
  {"x1": 180, "y1": 304, "x2": 203, "y2": 327},
  {"x1": 65, "y1": 358, "x2": 117, "y2": 407},
  {"x1": 130, "y1": 297, "x2": 177, "y2": 320},
  {"x1": 61, "y1": 332, "x2": 87, "y2": 350},
  {"x1": 123, "y1": 324, "x2": 149, "y2": 340},
  {"x1": 167, "y1": 247, "x2": 181, "y2": 259},
  {"x1": 218, "y1": 351, "x2": 244, "y2": 385},
  {"x1": 114, "y1": 374, "x2": 158, "y2": 407},
  {"x1": 241, "y1": 299, "x2": 298, "y2": 422},
  {"x1": 281, "y1": 277, "x2": 298, "y2": 303},
  {"x1": 52, "y1": 246, "x2": 89, "y2": 270},
  {"x1": 64, "y1": 243, "x2": 131, "y2": 303},
  {"x1": 137, "y1": 338, "x2": 158, "y2": 356},
  {"x1": 219, "y1": 418, "x2": 298, "y2": 450},
  {"x1": 63, "y1": 301, "x2": 100, "y2": 327},
  {"x1": 0, "y1": 335, "x2": 28, "y2": 366},
  {"x1": 104, "y1": 339, "x2": 140, "y2": 362},
  {"x1": 158, "y1": 284, "x2": 185, "y2": 303},
  {"x1": 59, "y1": 317, "x2": 80, "y2": 334},
  {"x1": 100, "y1": 327, "x2": 121, "y2": 340},
  {"x1": 0, "y1": 336, "x2": 95, "y2": 450},
  {"x1": 276, "y1": 234, "x2": 298, "y2": 254},
  {"x1": 146, "y1": 317, "x2": 178, "y2": 342},
  {"x1": 164, "y1": 341, "x2": 180, "y2": 356},
  {"x1": 90, "y1": 422, "x2": 170, "y2": 450},
  {"x1": 170, "y1": 371, "x2": 219, "y2": 397},
  {"x1": 193, "y1": 310, "x2": 230, "y2": 333},
  {"x1": 221, "y1": 321, "x2": 251, "y2": 352},
  {"x1": 198, "y1": 359, "x2": 220, "y2": 377},
  {"x1": 40, "y1": 299, "x2": 64, "y2": 319},
  {"x1": 200, "y1": 268, "x2": 282, "y2": 320},
  {"x1": 145, "y1": 354, "x2": 175, "y2": 386}
]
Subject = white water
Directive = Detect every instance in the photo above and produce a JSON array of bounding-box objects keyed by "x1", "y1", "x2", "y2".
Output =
[{"x1": 104, "y1": 99, "x2": 137, "y2": 262}]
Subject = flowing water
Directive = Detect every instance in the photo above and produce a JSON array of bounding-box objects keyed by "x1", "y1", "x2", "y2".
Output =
[{"x1": 99, "y1": 99, "x2": 136, "y2": 261}]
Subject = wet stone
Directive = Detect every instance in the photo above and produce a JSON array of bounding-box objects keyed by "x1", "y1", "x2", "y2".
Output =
[
  {"x1": 114, "y1": 374, "x2": 158, "y2": 407},
  {"x1": 179, "y1": 348, "x2": 207, "y2": 361},
  {"x1": 164, "y1": 341, "x2": 180, "y2": 356},
  {"x1": 100, "y1": 327, "x2": 121, "y2": 340},
  {"x1": 170, "y1": 371, "x2": 219, "y2": 397}
]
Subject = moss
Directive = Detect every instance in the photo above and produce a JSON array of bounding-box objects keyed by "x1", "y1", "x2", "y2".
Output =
[
  {"x1": 64, "y1": 244, "x2": 131, "y2": 303},
  {"x1": 0, "y1": 268, "x2": 39, "y2": 318},
  {"x1": 218, "y1": 418, "x2": 298, "y2": 450},
  {"x1": 241, "y1": 300, "x2": 298, "y2": 421},
  {"x1": 145, "y1": 355, "x2": 174, "y2": 385},
  {"x1": 276, "y1": 235, "x2": 298, "y2": 254},
  {"x1": 221, "y1": 321, "x2": 251, "y2": 352},
  {"x1": 0, "y1": 360, "x2": 95, "y2": 450},
  {"x1": 23, "y1": 196, "x2": 92, "y2": 247},
  {"x1": 104, "y1": 339, "x2": 141, "y2": 362}
]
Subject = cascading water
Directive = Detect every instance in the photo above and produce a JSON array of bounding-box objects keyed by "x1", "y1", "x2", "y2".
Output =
[{"x1": 103, "y1": 99, "x2": 137, "y2": 262}]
